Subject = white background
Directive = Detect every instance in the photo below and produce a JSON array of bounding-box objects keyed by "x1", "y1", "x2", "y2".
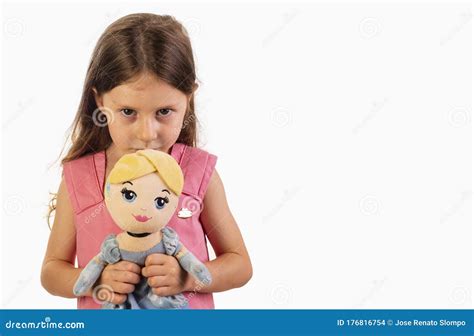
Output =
[{"x1": 1, "y1": 1, "x2": 472, "y2": 309}]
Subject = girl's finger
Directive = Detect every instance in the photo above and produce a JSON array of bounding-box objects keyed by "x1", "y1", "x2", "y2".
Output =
[
  {"x1": 94, "y1": 285, "x2": 127, "y2": 305},
  {"x1": 147, "y1": 275, "x2": 169, "y2": 288},
  {"x1": 113, "y1": 261, "x2": 141, "y2": 274},
  {"x1": 145, "y1": 253, "x2": 170, "y2": 267},
  {"x1": 112, "y1": 281, "x2": 135, "y2": 294},
  {"x1": 152, "y1": 286, "x2": 173, "y2": 297},
  {"x1": 142, "y1": 265, "x2": 167, "y2": 277},
  {"x1": 109, "y1": 293, "x2": 127, "y2": 305},
  {"x1": 111, "y1": 270, "x2": 141, "y2": 284}
]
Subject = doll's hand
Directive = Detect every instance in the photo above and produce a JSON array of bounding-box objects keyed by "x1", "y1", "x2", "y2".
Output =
[
  {"x1": 142, "y1": 254, "x2": 189, "y2": 296},
  {"x1": 93, "y1": 261, "x2": 141, "y2": 305}
]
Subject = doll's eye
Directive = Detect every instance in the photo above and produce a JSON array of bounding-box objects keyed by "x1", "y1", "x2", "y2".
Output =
[
  {"x1": 121, "y1": 188, "x2": 137, "y2": 203},
  {"x1": 154, "y1": 196, "x2": 169, "y2": 209}
]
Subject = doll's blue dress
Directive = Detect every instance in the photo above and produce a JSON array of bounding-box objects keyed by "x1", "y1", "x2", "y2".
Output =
[{"x1": 78, "y1": 227, "x2": 194, "y2": 309}]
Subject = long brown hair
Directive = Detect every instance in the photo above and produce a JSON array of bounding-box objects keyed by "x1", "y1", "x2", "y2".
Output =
[{"x1": 48, "y1": 13, "x2": 199, "y2": 228}]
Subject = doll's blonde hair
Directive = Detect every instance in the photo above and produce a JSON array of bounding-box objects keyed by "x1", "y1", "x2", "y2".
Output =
[{"x1": 107, "y1": 149, "x2": 184, "y2": 196}]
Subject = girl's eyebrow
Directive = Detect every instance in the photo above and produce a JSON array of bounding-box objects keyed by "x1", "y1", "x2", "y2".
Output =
[
  {"x1": 122, "y1": 181, "x2": 133, "y2": 185},
  {"x1": 111, "y1": 99, "x2": 179, "y2": 111},
  {"x1": 161, "y1": 189, "x2": 170, "y2": 194}
]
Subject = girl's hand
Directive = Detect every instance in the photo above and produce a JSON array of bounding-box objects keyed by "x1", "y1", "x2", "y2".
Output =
[
  {"x1": 142, "y1": 254, "x2": 189, "y2": 296},
  {"x1": 93, "y1": 261, "x2": 141, "y2": 305}
]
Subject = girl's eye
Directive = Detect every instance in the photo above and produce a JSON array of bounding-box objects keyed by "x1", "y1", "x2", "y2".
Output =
[
  {"x1": 157, "y1": 109, "x2": 171, "y2": 117},
  {"x1": 121, "y1": 188, "x2": 137, "y2": 203},
  {"x1": 121, "y1": 109, "x2": 136, "y2": 117},
  {"x1": 154, "y1": 196, "x2": 169, "y2": 209}
]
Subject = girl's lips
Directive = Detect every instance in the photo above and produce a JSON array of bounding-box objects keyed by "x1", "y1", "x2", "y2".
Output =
[{"x1": 132, "y1": 214, "x2": 152, "y2": 222}]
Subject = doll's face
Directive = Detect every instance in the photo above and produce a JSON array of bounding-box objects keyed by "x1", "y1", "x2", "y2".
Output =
[{"x1": 105, "y1": 172, "x2": 179, "y2": 233}]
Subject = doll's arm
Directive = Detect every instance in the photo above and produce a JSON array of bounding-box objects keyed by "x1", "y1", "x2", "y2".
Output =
[
  {"x1": 175, "y1": 244, "x2": 212, "y2": 286},
  {"x1": 73, "y1": 253, "x2": 107, "y2": 296},
  {"x1": 162, "y1": 228, "x2": 212, "y2": 285},
  {"x1": 73, "y1": 234, "x2": 121, "y2": 296}
]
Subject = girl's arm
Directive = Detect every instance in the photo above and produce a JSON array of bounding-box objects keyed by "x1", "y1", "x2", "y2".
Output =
[
  {"x1": 41, "y1": 177, "x2": 141, "y2": 303},
  {"x1": 41, "y1": 176, "x2": 92, "y2": 298},
  {"x1": 183, "y1": 169, "x2": 253, "y2": 293}
]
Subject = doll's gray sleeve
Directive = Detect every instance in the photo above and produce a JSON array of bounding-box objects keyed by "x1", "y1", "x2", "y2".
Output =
[
  {"x1": 161, "y1": 227, "x2": 212, "y2": 286},
  {"x1": 73, "y1": 234, "x2": 121, "y2": 296}
]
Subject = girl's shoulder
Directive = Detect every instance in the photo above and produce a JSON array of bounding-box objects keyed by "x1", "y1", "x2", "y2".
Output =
[
  {"x1": 172, "y1": 143, "x2": 217, "y2": 200},
  {"x1": 62, "y1": 150, "x2": 104, "y2": 171},
  {"x1": 62, "y1": 150, "x2": 106, "y2": 214},
  {"x1": 172, "y1": 143, "x2": 217, "y2": 164}
]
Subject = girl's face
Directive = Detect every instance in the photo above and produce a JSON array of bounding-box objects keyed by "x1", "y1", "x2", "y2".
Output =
[
  {"x1": 105, "y1": 172, "x2": 180, "y2": 233},
  {"x1": 94, "y1": 72, "x2": 189, "y2": 156}
]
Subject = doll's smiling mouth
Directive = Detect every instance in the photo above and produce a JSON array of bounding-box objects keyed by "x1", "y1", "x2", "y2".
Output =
[{"x1": 132, "y1": 214, "x2": 152, "y2": 222}]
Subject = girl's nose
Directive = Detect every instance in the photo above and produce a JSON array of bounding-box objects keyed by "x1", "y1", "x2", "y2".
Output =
[
  {"x1": 140, "y1": 207, "x2": 146, "y2": 211},
  {"x1": 136, "y1": 117, "x2": 158, "y2": 143}
]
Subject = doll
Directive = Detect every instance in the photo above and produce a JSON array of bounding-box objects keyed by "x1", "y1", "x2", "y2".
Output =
[{"x1": 73, "y1": 149, "x2": 212, "y2": 309}]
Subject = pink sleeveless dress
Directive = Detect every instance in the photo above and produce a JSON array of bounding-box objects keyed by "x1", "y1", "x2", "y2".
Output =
[{"x1": 62, "y1": 143, "x2": 217, "y2": 309}]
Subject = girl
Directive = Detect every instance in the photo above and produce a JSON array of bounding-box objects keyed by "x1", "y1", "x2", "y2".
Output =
[{"x1": 41, "y1": 13, "x2": 252, "y2": 309}]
